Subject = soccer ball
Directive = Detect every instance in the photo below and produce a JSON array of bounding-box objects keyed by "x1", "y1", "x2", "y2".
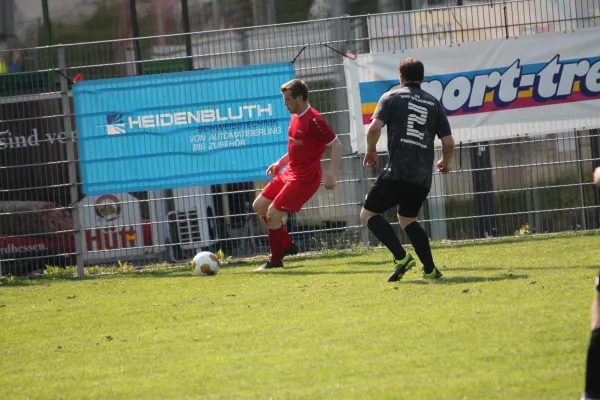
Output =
[{"x1": 191, "y1": 251, "x2": 220, "y2": 276}]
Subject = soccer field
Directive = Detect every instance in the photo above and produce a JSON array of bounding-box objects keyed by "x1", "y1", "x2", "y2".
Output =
[{"x1": 1, "y1": 233, "x2": 598, "y2": 399}]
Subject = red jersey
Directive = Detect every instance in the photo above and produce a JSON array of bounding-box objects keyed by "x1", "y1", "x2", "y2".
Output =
[{"x1": 284, "y1": 106, "x2": 337, "y2": 181}]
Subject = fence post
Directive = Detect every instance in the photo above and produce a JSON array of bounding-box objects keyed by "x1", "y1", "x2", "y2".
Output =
[
  {"x1": 357, "y1": 155, "x2": 369, "y2": 248},
  {"x1": 129, "y1": 0, "x2": 142, "y2": 76},
  {"x1": 180, "y1": 0, "x2": 194, "y2": 71},
  {"x1": 575, "y1": 129, "x2": 587, "y2": 230},
  {"x1": 471, "y1": 142, "x2": 497, "y2": 238},
  {"x1": 57, "y1": 46, "x2": 85, "y2": 278},
  {"x1": 429, "y1": 148, "x2": 448, "y2": 241}
]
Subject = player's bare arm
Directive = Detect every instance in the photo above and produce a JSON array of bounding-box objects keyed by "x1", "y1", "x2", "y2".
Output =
[
  {"x1": 437, "y1": 135, "x2": 455, "y2": 174},
  {"x1": 324, "y1": 138, "x2": 342, "y2": 190},
  {"x1": 592, "y1": 291, "x2": 600, "y2": 331},
  {"x1": 364, "y1": 118, "x2": 384, "y2": 168},
  {"x1": 266, "y1": 153, "x2": 289, "y2": 176}
]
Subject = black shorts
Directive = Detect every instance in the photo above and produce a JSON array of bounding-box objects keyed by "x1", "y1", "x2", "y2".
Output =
[
  {"x1": 585, "y1": 328, "x2": 600, "y2": 399},
  {"x1": 363, "y1": 177, "x2": 430, "y2": 218}
]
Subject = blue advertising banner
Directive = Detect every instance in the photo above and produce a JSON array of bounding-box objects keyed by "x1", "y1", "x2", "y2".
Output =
[{"x1": 73, "y1": 62, "x2": 295, "y2": 195}]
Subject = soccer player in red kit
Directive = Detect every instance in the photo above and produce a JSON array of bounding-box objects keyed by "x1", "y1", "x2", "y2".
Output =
[{"x1": 252, "y1": 79, "x2": 343, "y2": 271}]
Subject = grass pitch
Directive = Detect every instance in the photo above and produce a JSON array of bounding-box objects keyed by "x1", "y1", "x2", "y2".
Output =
[{"x1": 1, "y1": 233, "x2": 598, "y2": 399}]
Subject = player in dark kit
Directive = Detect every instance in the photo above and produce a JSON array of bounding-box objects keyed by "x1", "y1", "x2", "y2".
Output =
[
  {"x1": 582, "y1": 269, "x2": 600, "y2": 400},
  {"x1": 253, "y1": 79, "x2": 343, "y2": 271},
  {"x1": 360, "y1": 57, "x2": 455, "y2": 282}
]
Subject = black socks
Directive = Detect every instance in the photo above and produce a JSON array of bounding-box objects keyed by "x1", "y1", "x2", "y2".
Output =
[
  {"x1": 367, "y1": 215, "x2": 406, "y2": 261},
  {"x1": 404, "y1": 221, "x2": 435, "y2": 274}
]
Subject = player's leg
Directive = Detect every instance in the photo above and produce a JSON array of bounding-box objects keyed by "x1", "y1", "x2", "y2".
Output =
[
  {"x1": 254, "y1": 201, "x2": 288, "y2": 271},
  {"x1": 360, "y1": 208, "x2": 410, "y2": 262},
  {"x1": 252, "y1": 194, "x2": 273, "y2": 220},
  {"x1": 584, "y1": 284, "x2": 600, "y2": 400},
  {"x1": 253, "y1": 178, "x2": 296, "y2": 255},
  {"x1": 266, "y1": 204, "x2": 287, "y2": 263},
  {"x1": 269, "y1": 178, "x2": 320, "y2": 260},
  {"x1": 397, "y1": 183, "x2": 442, "y2": 280},
  {"x1": 253, "y1": 190, "x2": 281, "y2": 271},
  {"x1": 585, "y1": 327, "x2": 600, "y2": 399},
  {"x1": 254, "y1": 179, "x2": 319, "y2": 271},
  {"x1": 361, "y1": 177, "x2": 416, "y2": 282},
  {"x1": 253, "y1": 194, "x2": 294, "y2": 251}
]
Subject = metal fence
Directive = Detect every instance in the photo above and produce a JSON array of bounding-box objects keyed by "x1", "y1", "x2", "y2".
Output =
[{"x1": 1, "y1": 0, "x2": 599, "y2": 276}]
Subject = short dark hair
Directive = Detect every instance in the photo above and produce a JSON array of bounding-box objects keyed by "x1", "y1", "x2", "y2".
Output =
[
  {"x1": 280, "y1": 79, "x2": 309, "y2": 101},
  {"x1": 399, "y1": 58, "x2": 425, "y2": 83}
]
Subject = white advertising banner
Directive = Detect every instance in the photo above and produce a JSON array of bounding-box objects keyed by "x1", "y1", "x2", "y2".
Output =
[
  {"x1": 78, "y1": 193, "x2": 150, "y2": 264},
  {"x1": 345, "y1": 27, "x2": 600, "y2": 152}
]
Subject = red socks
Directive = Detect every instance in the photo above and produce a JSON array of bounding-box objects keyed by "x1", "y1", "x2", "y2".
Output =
[
  {"x1": 267, "y1": 227, "x2": 283, "y2": 264},
  {"x1": 262, "y1": 216, "x2": 292, "y2": 248}
]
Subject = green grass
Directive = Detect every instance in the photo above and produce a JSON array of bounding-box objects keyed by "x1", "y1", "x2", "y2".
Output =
[{"x1": 1, "y1": 233, "x2": 599, "y2": 399}]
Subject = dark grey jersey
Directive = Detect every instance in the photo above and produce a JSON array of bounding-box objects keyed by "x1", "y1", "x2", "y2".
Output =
[{"x1": 372, "y1": 83, "x2": 452, "y2": 189}]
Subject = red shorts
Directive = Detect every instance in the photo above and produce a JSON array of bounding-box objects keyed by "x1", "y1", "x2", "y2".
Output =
[{"x1": 261, "y1": 174, "x2": 321, "y2": 213}]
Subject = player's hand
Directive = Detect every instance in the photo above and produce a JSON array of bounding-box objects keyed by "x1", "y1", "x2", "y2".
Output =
[
  {"x1": 593, "y1": 167, "x2": 600, "y2": 188},
  {"x1": 324, "y1": 173, "x2": 337, "y2": 190},
  {"x1": 437, "y1": 159, "x2": 450, "y2": 174},
  {"x1": 363, "y1": 151, "x2": 379, "y2": 168},
  {"x1": 266, "y1": 163, "x2": 281, "y2": 177}
]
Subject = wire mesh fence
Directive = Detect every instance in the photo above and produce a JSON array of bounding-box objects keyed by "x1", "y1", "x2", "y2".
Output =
[{"x1": 1, "y1": 0, "x2": 599, "y2": 276}]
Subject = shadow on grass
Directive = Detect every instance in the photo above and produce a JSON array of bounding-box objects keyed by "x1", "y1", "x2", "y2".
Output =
[
  {"x1": 347, "y1": 260, "x2": 404, "y2": 267},
  {"x1": 281, "y1": 251, "x2": 370, "y2": 263},
  {"x1": 269, "y1": 268, "x2": 529, "y2": 284},
  {"x1": 402, "y1": 274, "x2": 529, "y2": 285},
  {"x1": 268, "y1": 269, "x2": 386, "y2": 276},
  {"x1": 445, "y1": 265, "x2": 600, "y2": 272},
  {"x1": 348, "y1": 262, "x2": 600, "y2": 271}
]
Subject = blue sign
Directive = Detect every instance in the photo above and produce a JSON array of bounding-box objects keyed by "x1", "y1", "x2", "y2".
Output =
[{"x1": 73, "y1": 62, "x2": 295, "y2": 195}]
